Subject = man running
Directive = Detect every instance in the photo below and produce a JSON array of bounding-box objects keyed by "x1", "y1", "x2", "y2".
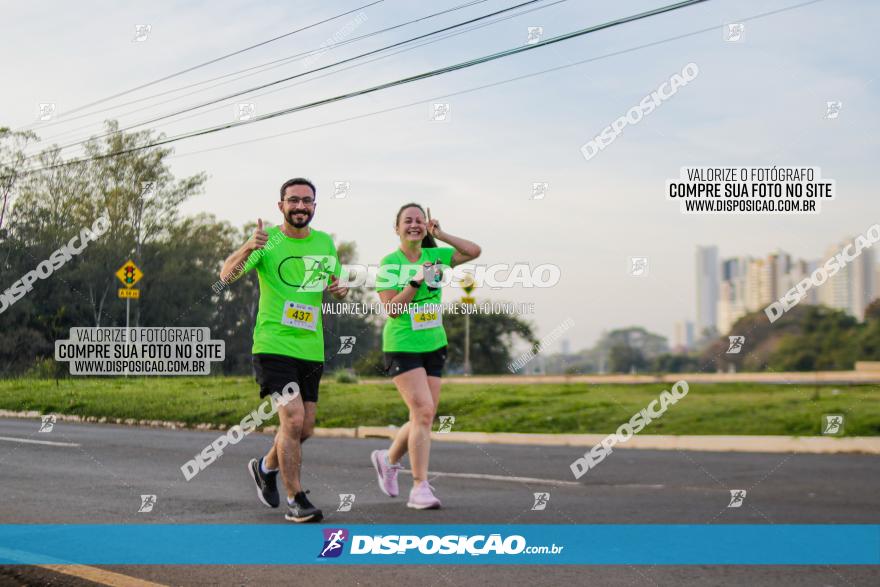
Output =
[{"x1": 220, "y1": 177, "x2": 348, "y2": 523}]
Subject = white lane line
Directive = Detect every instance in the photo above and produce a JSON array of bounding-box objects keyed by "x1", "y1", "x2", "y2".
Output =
[
  {"x1": 592, "y1": 483, "x2": 666, "y2": 489},
  {"x1": 404, "y1": 469, "x2": 582, "y2": 487},
  {"x1": 403, "y1": 469, "x2": 666, "y2": 489},
  {"x1": 0, "y1": 435, "x2": 80, "y2": 447}
]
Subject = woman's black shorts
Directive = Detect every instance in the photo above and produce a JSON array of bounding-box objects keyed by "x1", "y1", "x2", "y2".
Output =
[{"x1": 383, "y1": 346, "x2": 447, "y2": 378}]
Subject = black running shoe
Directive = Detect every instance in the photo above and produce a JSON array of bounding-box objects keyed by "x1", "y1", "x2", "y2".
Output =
[
  {"x1": 248, "y1": 457, "x2": 280, "y2": 508},
  {"x1": 285, "y1": 490, "x2": 323, "y2": 523}
]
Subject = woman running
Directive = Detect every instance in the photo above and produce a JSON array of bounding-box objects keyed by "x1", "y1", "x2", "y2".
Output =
[{"x1": 371, "y1": 203, "x2": 481, "y2": 509}]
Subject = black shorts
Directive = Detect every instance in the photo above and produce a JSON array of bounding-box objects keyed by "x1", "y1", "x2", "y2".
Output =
[
  {"x1": 252, "y1": 354, "x2": 323, "y2": 403},
  {"x1": 384, "y1": 346, "x2": 447, "y2": 378}
]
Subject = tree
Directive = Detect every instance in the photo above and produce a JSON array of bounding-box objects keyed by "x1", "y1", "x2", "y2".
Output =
[
  {"x1": 608, "y1": 344, "x2": 647, "y2": 373},
  {"x1": 699, "y1": 305, "x2": 810, "y2": 372},
  {"x1": 650, "y1": 353, "x2": 701, "y2": 373},
  {"x1": 767, "y1": 306, "x2": 861, "y2": 370},
  {"x1": 6, "y1": 122, "x2": 207, "y2": 326},
  {"x1": 595, "y1": 327, "x2": 669, "y2": 359},
  {"x1": 859, "y1": 302, "x2": 880, "y2": 361},
  {"x1": 696, "y1": 305, "x2": 863, "y2": 372},
  {"x1": 0, "y1": 127, "x2": 37, "y2": 235},
  {"x1": 0, "y1": 122, "x2": 229, "y2": 375},
  {"x1": 443, "y1": 307, "x2": 535, "y2": 374}
]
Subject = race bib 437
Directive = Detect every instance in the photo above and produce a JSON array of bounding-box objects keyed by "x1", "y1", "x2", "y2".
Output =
[{"x1": 281, "y1": 301, "x2": 318, "y2": 331}]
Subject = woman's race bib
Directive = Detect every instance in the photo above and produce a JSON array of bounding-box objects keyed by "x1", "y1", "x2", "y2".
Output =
[{"x1": 410, "y1": 304, "x2": 442, "y2": 331}]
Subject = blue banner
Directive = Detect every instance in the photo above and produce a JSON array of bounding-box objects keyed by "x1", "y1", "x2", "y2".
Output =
[{"x1": 0, "y1": 525, "x2": 877, "y2": 565}]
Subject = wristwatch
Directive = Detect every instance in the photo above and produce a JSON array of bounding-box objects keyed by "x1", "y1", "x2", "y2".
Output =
[
  {"x1": 408, "y1": 280, "x2": 421, "y2": 289},
  {"x1": 423, "y1": 261, "x2": 442, "y2": 290}
]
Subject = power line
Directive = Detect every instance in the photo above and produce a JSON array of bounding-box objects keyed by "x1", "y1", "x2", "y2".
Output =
[
  {"x1": 10, "y1": 0, "x2": 710, "y2": 178},
  {"x1": 19, "y1": 0, "x2": 386, "y2": 129},
  {"x1": 27, "y1": 0, "x2": 492, "y2": 138},
  {"x1": 14, "y1": 0, "x2": 709, "y2": 173},
  {"x1": 29, "y1": 0, "x2": 556, "y2": 156},
  {"x1": 26, "y1": 0, "x2": 495, "y2": 148},
  {"x1": 168, "y1": 0, "x2": 826, "y2": 161},
  {"x1": 37, "y1": 0, "x2": 551, "y2": 158}
]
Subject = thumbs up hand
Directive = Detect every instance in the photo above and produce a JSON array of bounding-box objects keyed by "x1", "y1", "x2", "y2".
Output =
[{"x1": 250, "y1": 218, "x2": 269, "y2": 251}]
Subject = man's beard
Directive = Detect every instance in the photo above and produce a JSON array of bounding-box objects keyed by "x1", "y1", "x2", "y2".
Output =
[{"x1": 287, "y1": 209, "x2": 313, "y2": 228}]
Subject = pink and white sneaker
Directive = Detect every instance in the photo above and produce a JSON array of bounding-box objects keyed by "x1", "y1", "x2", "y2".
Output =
[
  {"x1": 371, "y1": 449, "x2": 402, "y2": 497},
  {"x1": 407, "y1": 480, "x2": 441, "y2": 510}
]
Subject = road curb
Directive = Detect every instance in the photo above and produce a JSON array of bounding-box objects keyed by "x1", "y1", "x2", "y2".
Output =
[
  {"x1": 2, "y1": 410, "x2": 877, "y2": 454},
  {"x1": 356, "y1": 426, "x2": 880, "y2": 454},
  {"x1": 359, "y1": 371, "x2": 880, "y2": 385}
]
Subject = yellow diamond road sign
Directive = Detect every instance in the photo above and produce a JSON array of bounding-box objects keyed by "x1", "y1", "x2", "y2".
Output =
[
  {"x1": 115, "y1": 260, "x2": 143, "y2": 288},
  {"x1": 461, "y1": 274, "x2": 475, "y2": 295}
]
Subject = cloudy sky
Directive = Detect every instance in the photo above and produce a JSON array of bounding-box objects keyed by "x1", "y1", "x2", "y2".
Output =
[{"x1": 2, "y1": 0, "x2": 877, "y2": 352}]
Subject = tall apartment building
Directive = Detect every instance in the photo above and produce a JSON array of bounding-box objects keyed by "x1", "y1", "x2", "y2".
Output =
[
  {"x1": 701, "y1": 238, "x2": 878, "y2": 339},
  {"x1": 673, "y1": 320, "x2": 695, "y2": 352},
  {"x1": 695, "y1": 246, "x2": 719, "y2": 338},
  {"x1": 717, "y1": 252, "x2": 800, "y2": 333},
  {"x1": 818, "y1": 238, "x2": 876, "y2": 320}
]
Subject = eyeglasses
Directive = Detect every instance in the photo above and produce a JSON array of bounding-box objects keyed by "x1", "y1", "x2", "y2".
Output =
[{"x1": 282, "y1": 196, "x2": 315, "y2": 205}]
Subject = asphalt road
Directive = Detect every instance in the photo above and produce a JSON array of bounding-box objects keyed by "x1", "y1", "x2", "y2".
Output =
[{"x1": 1, "y1": 417, "x2": 878, "y2": 586}]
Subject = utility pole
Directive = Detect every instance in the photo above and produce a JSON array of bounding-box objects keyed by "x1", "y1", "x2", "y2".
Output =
[
  {"x1": 460, "y1": 274, "x2": 476, "y2": 376},
  {"x1": 464, "y1": 312, "x2": 471, "y2": 375}
]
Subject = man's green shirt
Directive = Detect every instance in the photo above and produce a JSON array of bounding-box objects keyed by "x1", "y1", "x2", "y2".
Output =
[{"x1": 243, "y1": 226, "x2": 341, "y2": 362}]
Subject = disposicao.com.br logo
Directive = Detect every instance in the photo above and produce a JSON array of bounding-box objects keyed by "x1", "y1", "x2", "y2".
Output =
[
  {"x1": 319, "y1": 528, "x2": 349, "y2": 558},
  {"x1": 318, "y1": 529, "x2": 563, "y2": 558}
]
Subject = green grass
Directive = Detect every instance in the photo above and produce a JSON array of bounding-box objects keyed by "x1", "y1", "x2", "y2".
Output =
[{"x1": 0, "y1": 378, "x2": 878, "y2": 436}]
